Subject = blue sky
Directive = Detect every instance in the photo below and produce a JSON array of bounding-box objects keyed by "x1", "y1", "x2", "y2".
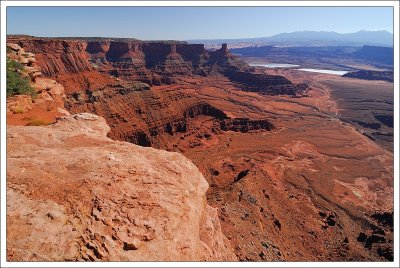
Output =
[{"x1": 7, "y1": 7, "x2": 393, "y2": 40}]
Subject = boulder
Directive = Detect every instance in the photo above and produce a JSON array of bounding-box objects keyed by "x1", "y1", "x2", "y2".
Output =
[
  {"x1": 6, "y1": 95, "x2": 33, "y2": 114},
  {"x1": 7, "y1": 43, "x2": 21, "y2": 51}
]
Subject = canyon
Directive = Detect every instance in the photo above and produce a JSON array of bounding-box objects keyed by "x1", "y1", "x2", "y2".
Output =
[{"x1": 6, "y1": 36, "x2": 394, "y2": 262}]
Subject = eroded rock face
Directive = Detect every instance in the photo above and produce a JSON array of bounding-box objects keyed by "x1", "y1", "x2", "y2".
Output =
[
  {"x1": 8, "y1": 36, "x2": 308, "y2": 95},
  {"x1": 7, "y1": 42, "x2": 61, "y2": 95},
  {"x1": 7, "y1": 113, "x2": 237, "y2": 261},
  {"x1": 6, "y1": 36, "x2": 299, "y2": 145},
  {"x1": 65, "y1": 86, "x2": 275, "y2": 148},
  {"x1": 8, "y1": 39, "x2": 92, "y2": 76},
  {"x1": 6, "y1": 43, "x2": 68, "y2": 124}
]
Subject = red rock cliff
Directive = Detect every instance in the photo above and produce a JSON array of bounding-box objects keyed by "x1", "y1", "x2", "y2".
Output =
[
  {"x1": 8, "y1": 36, "x2": 280, "y2": 146},
  {"x1": 9, "y1": 38, "x2": 93, "y2": 76},
  {"x1": 8, "y1": 36, "x2": 307, "y2": 95}
]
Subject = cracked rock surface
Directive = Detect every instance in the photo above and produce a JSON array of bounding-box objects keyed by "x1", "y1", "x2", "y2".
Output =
[{"x1": 7, "y1": 113, "x2": 237, "y2": 261}]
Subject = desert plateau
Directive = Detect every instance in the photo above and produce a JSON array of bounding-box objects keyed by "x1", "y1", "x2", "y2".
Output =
[{"x1": 5, "y1": 33, "x2": 394, "y2": 262}]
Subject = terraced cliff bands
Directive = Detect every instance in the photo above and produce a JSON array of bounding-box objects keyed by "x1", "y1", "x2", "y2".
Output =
[
  {"x1": 10, "y1": 38, "x2": 93, "y2": 76},
  {"x1": 8, "y1": 36, "x2": 280, "y2": 148},
  {"x1": 65, "y1": 84, "x2": 274, "y2": 147},
  {"x1": 8, "y1": 36, "x2": 308, "y2": 95}
]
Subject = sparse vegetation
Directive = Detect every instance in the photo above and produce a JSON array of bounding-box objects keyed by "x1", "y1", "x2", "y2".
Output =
[
  {"x1": 12, "y1": 107, "x2": 25, "y2": 114},
  {"x1": 6, "y1": 57, "x2": 35, "y2": 97},
  {"x1": 26, "y1": 118, "x2": 50, "y2": 126}
]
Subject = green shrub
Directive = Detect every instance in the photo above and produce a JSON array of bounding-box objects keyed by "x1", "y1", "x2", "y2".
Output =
[{"x1": 6, "y1": 57, "x2": 35, "y2": 97}]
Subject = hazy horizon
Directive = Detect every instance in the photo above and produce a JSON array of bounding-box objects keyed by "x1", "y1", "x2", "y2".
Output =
[
  {"x1": 7, "y1": 7, "x2": 393, "y2": 40},
  {"x1": 6, "y1": 29, "x2": 394, "y2": 42}
]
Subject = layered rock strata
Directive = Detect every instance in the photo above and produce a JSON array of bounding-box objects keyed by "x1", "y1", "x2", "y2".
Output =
[
  {"x1": 65, "y1": 86, "x2": 274, "y2": 147},
  {"x1": 7, "y1": 36, "x2": 284, "y2": 147},
  {"x1": 8, "y1": 36, "x2": 308, "y2": 95}
]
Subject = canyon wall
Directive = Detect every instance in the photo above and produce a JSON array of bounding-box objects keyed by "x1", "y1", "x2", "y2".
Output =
[
  {"x1": 8, "y1": 36, "x2": 279, "y2": 147},
  {"x1": 65, "y1": 85, "x2": 274, "y2": 147},
  {"x1": 9, "y1": 38, "x2": 93, "y2": 76},
  {"x1": 8, "y1": 36, "x2": 308, "y2": 95}
]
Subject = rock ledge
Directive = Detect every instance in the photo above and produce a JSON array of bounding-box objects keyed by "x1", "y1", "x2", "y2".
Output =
[{"x1": 7, "y1": 113, "x2": 236, "y2": 261}]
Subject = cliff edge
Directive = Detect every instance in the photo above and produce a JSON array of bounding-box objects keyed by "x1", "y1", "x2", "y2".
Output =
[{"x1": 6, "y1": 113, "x2": 237, "y2": 261}]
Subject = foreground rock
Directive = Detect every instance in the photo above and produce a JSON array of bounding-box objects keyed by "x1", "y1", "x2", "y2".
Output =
[{"x1": 7, "y1": 113, "x2": 237, "y2": 261}]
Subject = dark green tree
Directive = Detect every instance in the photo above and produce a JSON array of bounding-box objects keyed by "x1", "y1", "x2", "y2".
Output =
[{"x1": 6, "y1": 57, "x2": 35, "y2": 97}]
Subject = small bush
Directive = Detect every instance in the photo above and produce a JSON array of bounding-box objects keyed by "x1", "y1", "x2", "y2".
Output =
[
  {"x1": 7, "y1": 58, "x2": 24, "y2": 71},
  {"x1": 26, "y1": 119, "x2": 49, "y2": 126},
  {"x1": 12, "y1": 107, "x2": 25, "y2": 114},
  {"x1": 6, "y1": 57, "x2": 35, "y2": 97}
]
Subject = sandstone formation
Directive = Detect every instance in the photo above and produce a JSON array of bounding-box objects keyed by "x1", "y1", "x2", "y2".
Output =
[
  {"x1": 9, "y1": 39, "x2": 93, "y2": 76},
  {"x1": 65, "y1": 86, "x2": 275, "y2": 148},
  {"x1": 8, "y1": 36, "x2": 308, "y2": 96},
  {"x1": 7, "y1": 37, "x2": 277, "y2": 147},
  {"x1": 7, "y1": 113, "x2": 237, "y2": 261},
  {"x1": 6, "y1": 36, "x2": 393, "y2": 262},
  {"x1": 6, "y1": 43, "x2": 69, "y2": 125}
]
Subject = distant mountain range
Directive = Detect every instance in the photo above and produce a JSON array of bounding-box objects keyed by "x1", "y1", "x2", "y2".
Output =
[
  {"x1": 230, "y1": 45, "x2": 394, "y2": 67},
  {"x1": 188, "y1": 30, "x2": 393, "y2": 49}
]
